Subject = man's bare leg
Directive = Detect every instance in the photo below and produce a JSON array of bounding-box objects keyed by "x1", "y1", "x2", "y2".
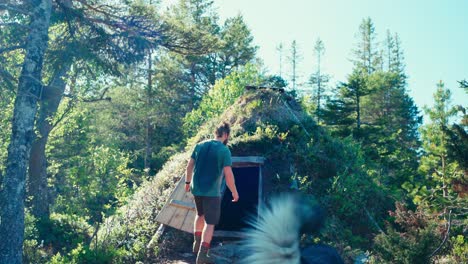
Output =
[
  {"x1": 202, "y1": 223, "x2": 215, "y2": 245},
  {"x1": 196, "y1": 223, "x2": 216, "y2": 263},
  {"x1": 193, "y1": 215, "x2": 205, "y2": 254},
  {"x1": 194, "y1": 214, "x2": 205, "y2": 233}
]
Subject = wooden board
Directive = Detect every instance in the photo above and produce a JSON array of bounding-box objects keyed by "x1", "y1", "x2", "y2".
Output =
[{"x1": 155, "y1": 176, "x2": 195, "y2": 233}]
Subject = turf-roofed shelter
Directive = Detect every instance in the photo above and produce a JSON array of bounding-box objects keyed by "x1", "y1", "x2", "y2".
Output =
[
  {"x1": 156, "y1": 87, "x2": 313, "y2": 237},
  {"x1": 97, "y1": 87, "x2": 389, "y2": 262}
]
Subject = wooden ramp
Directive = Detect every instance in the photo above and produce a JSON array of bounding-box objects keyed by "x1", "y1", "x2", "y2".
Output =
[{"x1": 155, "y1": 156, "x2": 265, "y2": 234}]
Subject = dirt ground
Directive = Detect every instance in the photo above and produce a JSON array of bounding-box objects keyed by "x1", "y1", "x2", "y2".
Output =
[{"x1": 159, "y1": 239, "x2": 245, "y2": 264}]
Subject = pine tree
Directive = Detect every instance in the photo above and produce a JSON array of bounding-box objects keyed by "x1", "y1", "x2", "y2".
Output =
[
  {"x1": 321, "y1": 94, "x2": 355, "y2": 137},
  {"x1": 166, "y1": 1, "x2": 256, "y2": 96},
  {"x1": 288, "y1": 40, "x2": 302, "y2": 91},
  {"x1": 308, "y1": 38, "x2": 330, "y2": 122},
  {"x1": 276, "y1": 42, "x2": 284, "y2": 78},
  {"x1": 343, "y1": 70, "x2": 369, "y2": 134},
  {"x1": 445, "y1": 82, "x2": 468, "y2": 174},
  {"x1": 361, "y1": 71, "x2": 421, "y2": 188},
  {"x1": 418, "y1": 81, "x2": 462, "y2": 208},
  {"x1": 352, "y1": 17, "x2": 381, "y2": 75},
  {"x1": 321, "y1": 69, "x2": 368, "y2": 137},
  {"x1": 218, "y1": 15, "x2": 258, "y2": 78}
]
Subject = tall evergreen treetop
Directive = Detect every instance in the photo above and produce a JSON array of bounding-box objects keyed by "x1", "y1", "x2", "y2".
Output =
[
  {"x1": 418, "y1": 81, "x2": 464, "y2": 209},
  {"x1": 352, "y1": 17, "x2": 381, "y2": 75},
  {"x1": 288, "y1": 40, "x2": 302, "y2": 91},
  {"x1": 308, "y1": 38, "x2": 330, "y2": 122}
]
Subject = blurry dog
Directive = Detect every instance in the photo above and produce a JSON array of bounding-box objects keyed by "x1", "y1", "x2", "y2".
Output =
[{"x1": 241, "y1": 194, "x2": 344, "y2": 264}]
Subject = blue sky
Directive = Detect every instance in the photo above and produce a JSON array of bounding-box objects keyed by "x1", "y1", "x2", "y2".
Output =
[{"x1": 165, "y1": 0, "x2": 468, "y2": 121}]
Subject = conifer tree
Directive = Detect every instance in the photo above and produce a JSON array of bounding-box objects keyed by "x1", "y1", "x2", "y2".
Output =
[
  {"x1": 276, "y1": 42, "x2": 284, "y2": 78},
  {"x1": 288, "y1": 40, "x2": 302, "y2": 91},
  {"x1": 308, "y1": 38, "x2": 330, "y2": 122},
  {"x1": 352, "y1": 17, "x2": 381, "y2": 75},
  {"x1": 444, "y1": 81, "x2": 468, "y2": 174},
  {"x1": 418, "y1": 81, "x2": 464, "y2": 211}
]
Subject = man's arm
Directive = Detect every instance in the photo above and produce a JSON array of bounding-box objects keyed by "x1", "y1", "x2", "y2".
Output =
[
  {"x1": 224, "y1": 166, "x2": 239, "y2": 202},
  {"x1": 185, "y1": 158, "x2": 195, "y2": 192}
]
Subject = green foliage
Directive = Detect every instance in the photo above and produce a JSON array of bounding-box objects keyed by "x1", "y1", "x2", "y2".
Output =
[
  {"x1": 373, "y1": 224, "x2": 438, "y2": 264},
  {"x1": 359, "y1": 72, "x2": 421, "y2": 192},
  {"x1": 48, "y1": 242, "x2": 127, "y2": 264},
  {"x1": 48, "y1": 104, "x2": 135, "y2": 224},
  {"x1": 0, "y1": 23, "x2": 20, "y2": 176},
  {"x1": 23, "y1": 210, "x2": 45, "y2": 264},
  {"x1": 163, "y1": 0, "x2": 257, "y2": 94},
  {"x1": 23, "y1": 212, "x2": 93, "y2": 264},
  {"x1": 42, "y1": 213, "x2": 92, "y2": 252},
  {"x1": 378, "y1": 82, "x2": 466, "y2": 263},
  {"x1": 263, "y1": 75, "x2": 288, "y2": 88},
  {"x1": 51, "y1": 144, "x2": 134, "y2": 223},
  {"x1": 414, "y1": 82, "x2": 463, "y2": 210},
  {"x1": 322, "y1": 69, "x2": 368, "y2": 136},
  {"x1": 450, "y1": 235, "x2": 468, "y2": 262},
  {"x1": 0, "y1": 93, "x2": 13, "y2": 174},
  {"x1": 93, "y1": 153, "x2": 190, "y2": 263},
  {"x1": 352, "y1": 17, "x2": 381, "y2": 74},
  {"x1": 183, "y1": 64, "x2": 262, "y2": 136},
  {"x1": 372, "y1": 203, "x2": 440, "y2": 264}
]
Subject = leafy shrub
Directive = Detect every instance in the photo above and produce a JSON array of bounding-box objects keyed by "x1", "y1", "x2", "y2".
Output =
[
  {"x1": 372, "y1": 203, "x2": 440, "y2": 263},
  {"x1": 450, "y1": 235, "x2": 468, "y2": 263},
  {"x1": 183, "y1": 64, "x2": 262, "y2": 137}
]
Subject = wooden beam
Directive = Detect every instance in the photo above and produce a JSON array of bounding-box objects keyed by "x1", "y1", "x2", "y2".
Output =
[
  {"x1": 170, "y1": 199, "x2": 196, "y2": 211},
  {"x1": 232, "y1": 156, "x2": 265, "y2": 165},
  {"x1": 213, "y1": 230, "x2": 246, "y2": 238}
]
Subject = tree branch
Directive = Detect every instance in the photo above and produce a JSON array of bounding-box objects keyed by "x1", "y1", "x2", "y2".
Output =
[
  {"x1": 365, "y1": 207, "x2": 385, "y2": 233},
  {"x1": 81, "y1": 87, "x2": 111, "y2": 102},
  {"x1": 429, "y1": 209, "x2": 452, "y2": 258},
  {"x1": 0, "y1": 22, "x2": 29, "y2": 29},
  {"x1": 0, "y1": 4, "x2": 32, "y2": 16},
  {"x1": 0, "y1": 67, "x2": 17, "y2": 82},
  {"x1": 0, "y1": 45, "x2": 25, "y2": 54},
  {"x1": 51, "y1": 98, "x2": 74, "y2": 128},
  {"x1": 458, "y1": 80, "x2": 468, "y2": 89}
]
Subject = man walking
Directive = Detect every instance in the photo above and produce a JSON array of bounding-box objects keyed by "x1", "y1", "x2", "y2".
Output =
[{"x1": 185, "y1": 122, "x2": 239, "y2": 264}]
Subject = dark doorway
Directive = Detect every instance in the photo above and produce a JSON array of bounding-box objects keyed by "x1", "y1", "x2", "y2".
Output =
[{"x1": 216, "y1": 167, "x2": 260, "y2": 231}]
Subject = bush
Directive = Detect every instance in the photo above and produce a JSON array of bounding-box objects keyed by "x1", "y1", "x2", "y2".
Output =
[
  {"x1": 40, "y1": 213, "x2": 92, "y2": 253},
  {"x1": 372, "y1": 203, "x2": 441, "y2": 263},
  {"x1": 183, "y1": 64, "x2": 262, "y2": 137}
]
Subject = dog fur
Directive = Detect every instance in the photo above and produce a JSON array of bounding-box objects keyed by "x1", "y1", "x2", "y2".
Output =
[{"x1": 241, "y1": 193, "x2": 344, "y2": 264}]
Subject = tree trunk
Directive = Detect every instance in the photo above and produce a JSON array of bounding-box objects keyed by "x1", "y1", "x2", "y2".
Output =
[
  {"x1": 28, "y1": 63, "x2": 71, "y2": 220},
  {"x1": 0, "y1": 1, "x2": 52, "y2": 263},
  {"x1": 144, "y1": 52, "x2": 153, "y2": 174},
  {"x1": 356, "y1": 92, "x2": 361, "y2": 130}
]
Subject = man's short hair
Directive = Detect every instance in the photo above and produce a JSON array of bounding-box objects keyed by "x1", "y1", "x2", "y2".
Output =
[{"x1": 214, "y1": 122, "x2": 230, "y2": 137}]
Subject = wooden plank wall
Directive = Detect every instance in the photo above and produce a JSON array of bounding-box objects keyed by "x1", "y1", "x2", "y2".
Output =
[{"x1": 155, "y1": 177, "x2": 195, "y2": 233}]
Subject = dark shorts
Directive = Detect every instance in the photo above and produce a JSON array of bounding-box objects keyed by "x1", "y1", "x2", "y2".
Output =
[{"x1": 194, "y1": 196, "x2": 221, "y2": 225}]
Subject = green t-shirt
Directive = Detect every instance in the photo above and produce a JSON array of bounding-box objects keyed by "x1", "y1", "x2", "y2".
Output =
[{"x1": 190, "y1": 139, "x2": 232, "y2": 197}]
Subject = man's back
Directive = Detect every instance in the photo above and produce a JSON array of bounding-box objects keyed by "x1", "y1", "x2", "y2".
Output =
[{"x1": 191, "y1": 140, "x2": 232, "y2": 197}]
